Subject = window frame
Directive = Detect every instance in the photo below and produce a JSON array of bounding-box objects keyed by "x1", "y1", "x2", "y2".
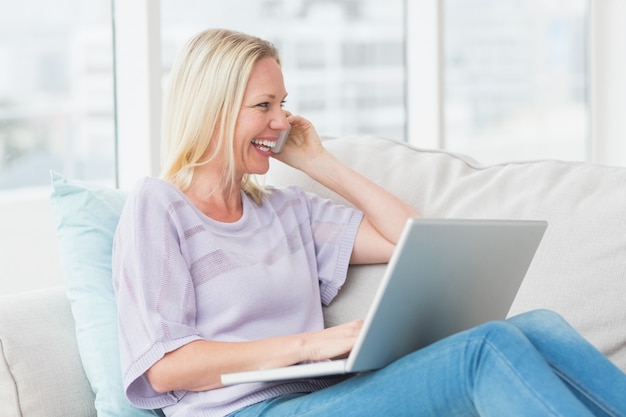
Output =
[
  {"x1": 589, "y1": 0, "x2": 626, "y2": 166},
  {"x1": 114, "y1": 0, "x2": 626, "y2": 182},
  {"x1": 113, "y1": 0, "x2": 162, "y2": 190},
  {"x1": 405, "y1": 0, "x2": 626, "y2": 167}
]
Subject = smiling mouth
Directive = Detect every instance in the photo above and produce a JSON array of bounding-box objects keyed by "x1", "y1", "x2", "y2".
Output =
[{"x1": 251, "y1": 139, "x2": 276, "y2": 152}]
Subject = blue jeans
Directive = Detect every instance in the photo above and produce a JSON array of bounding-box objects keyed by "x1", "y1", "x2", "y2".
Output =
[{"x1": 229, "y1": 310, "x2": 626, "y2": 417}]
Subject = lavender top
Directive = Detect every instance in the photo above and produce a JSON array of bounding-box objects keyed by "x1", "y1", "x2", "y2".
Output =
[{"x1": 112, "y1": 177, "x2": 363, "y2": 417}]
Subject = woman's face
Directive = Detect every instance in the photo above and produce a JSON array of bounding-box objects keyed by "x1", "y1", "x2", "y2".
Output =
[{"x1": 234, "y1": 57, "x2": 290, "y2": 175}]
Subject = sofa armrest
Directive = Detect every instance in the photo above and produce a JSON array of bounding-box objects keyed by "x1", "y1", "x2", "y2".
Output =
[{"x1": 0, "y1": 287, "x2": 96, "y2": 417}]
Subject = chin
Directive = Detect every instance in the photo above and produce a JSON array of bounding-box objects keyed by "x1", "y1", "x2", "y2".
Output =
[{"x1": 249, "y1": 163, "x2": 270, "y2": 176}]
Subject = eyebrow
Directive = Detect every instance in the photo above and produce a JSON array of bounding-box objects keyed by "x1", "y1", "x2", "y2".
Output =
[{"x1": 253, "y1": 93, "x2": 288, "y2": 101}]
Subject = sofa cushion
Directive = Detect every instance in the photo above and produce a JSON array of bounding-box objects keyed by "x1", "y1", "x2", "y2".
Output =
[
  {"x1": 267, "y1": 135, "x2": 626, "y2": 372},
  {"x1": 0, "y1": 287, "x2": 95, "y2": 417},
  {"x1": 50, "y1": 172, "x2": 160, "y2": 417}
]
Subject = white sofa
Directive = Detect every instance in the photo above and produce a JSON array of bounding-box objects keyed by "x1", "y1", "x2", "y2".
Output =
[{"x1": 2, "y1": 135, "x2": 626, "y2": 417}]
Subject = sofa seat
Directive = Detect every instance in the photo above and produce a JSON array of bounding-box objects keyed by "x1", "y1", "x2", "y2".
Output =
[{"x1": 2, "y1": 135, "x2": 626, "y2": 416}]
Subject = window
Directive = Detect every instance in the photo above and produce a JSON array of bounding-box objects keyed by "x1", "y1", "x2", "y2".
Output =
[
  {"x1": 160, "y1": 0, "x2": 406, "y2": 141},
  {"x1": 443, "y1": 0, "x2": 589, "y2": 164},
  {"x1": 0, "y1": 0, "x2": 115, "y2": 295},
  {"x1": 0, "y1": 0, "x2": 116, "y2": 190},
  {"x1": 2, "y1": 0, "x2": 624, "y2": 295},
  {"x1": 408, "y1": 0, "x2": 591, "y2": 165}
]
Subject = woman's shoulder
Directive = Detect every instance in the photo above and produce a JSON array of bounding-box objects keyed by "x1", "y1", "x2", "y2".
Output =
[
  {"x1": 265, "y1": 184, "x2": 338, "y2": 208},
  {"x1": 265, "y1": 184, "x2": 308, "y2": 200},
  {"x1": 262, "y1": 185, "x2": 339, "y2": 219},
  {"x1": 131, "y1": 177, "x2": 182, "y2": 199},
  {"x1": 124, "y1": 177, "x2": 186, "y2": 215},
  {"x1": 263, "y1": 184, "x2": 312, "y2": 207}
]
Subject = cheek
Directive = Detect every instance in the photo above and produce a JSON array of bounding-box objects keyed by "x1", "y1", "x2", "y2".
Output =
[
  {"x1": 234, "y1": 114, "x2": 258, "y2": 141},
  {"x1": 232, "y1": 123, "x2": 251, "y2": 149}
]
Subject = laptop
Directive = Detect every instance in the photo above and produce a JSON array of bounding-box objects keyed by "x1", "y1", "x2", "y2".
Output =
[{"x1": 221, "y1": 218, "x2": 547, "y2": 386}]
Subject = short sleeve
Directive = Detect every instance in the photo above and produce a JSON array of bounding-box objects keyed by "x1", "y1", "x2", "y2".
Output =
[
  {"x1": 301, "y1": 189, "x2": 363, "y2": 305},
  {"x1": 112, "y1": 179, "x2": 203, "y2": 409}
]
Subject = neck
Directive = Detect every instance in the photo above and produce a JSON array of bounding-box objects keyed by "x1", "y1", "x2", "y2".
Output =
[{"x1": 185, "y1": 174, "x2": 244, "y2": 223}]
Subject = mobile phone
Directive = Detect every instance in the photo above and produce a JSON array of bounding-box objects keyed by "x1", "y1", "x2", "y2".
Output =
[{"x1": 272, "y1": 126, "x2": 291, "y2": 153}]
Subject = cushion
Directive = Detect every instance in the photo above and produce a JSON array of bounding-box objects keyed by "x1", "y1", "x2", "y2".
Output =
[
  {"x1": 267, "y1": 135, "x2": 626, "y2": 372},
  {"x1": 50, "y1": 171, "x2": 161, "y2": 417},
  {"x1": 0, "y1": 287, "x2": 96, "y2": 417}
]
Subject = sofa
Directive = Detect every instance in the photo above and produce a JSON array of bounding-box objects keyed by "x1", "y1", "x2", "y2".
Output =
[{"x1": 2, "y1": 135, "x2": 626, "y2": 417}]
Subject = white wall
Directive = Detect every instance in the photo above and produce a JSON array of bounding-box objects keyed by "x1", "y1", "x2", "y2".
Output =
[{"x1": 0, "y1": 191, "x2": 63, "y2": 295}]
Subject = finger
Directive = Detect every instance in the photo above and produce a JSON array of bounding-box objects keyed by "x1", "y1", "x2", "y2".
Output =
[{"x1": 286, "y1": 114, "x2": 299, "y2": 125}]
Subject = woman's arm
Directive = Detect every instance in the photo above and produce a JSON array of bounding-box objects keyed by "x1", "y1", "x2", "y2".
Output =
[
  {"x1": 273, "y1": 114, "x2": 419, "y2": 264},
  {"x1": 115, "y1": 179, "x2": 365, "y2": 395},
  {"x1": 145, "y1": 319, "x2": 363, "y2": 393},
  {"x1": 302, "y1": 150, "x2": 417, "y2": 264}
]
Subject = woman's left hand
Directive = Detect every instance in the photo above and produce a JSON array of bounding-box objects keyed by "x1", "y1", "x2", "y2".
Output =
[
  {"x1": 272, "y1": 112, "x2": 419, "y2": 265},
  {"x1": 271, "y1": 113, "x2": 326, "y2": 171}
]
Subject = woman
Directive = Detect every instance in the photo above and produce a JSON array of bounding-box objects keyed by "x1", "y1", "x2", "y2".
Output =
[{"x1": 112, "y1": 28, "x2": 626, "y2": 417}]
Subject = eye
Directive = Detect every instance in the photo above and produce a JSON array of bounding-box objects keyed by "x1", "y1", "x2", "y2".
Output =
[
  {"x1": 280, "y1": 100, "x2": 287, "y2": 108},
  {"x1": 256, "y1": 102, "x2": 270, "y2": 109}
]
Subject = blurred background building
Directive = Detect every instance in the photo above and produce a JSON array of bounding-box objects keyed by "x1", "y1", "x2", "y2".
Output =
[
  {"x1": 0, "y1": 0, "x2": 588, "y2": 190},
  {"x1": 4, "y1": 0, "x2": 618, "y2": 295}
]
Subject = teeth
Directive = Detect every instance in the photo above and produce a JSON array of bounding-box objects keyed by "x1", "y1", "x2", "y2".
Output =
[{"x1": 252, "y1": 139, "x2": 275, "y2": 148}]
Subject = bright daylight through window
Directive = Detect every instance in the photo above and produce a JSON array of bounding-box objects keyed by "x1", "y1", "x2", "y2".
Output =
[
  {"x1": 0, "y1": 0, "x2": 590, "y2": 193},
  {"x1": 443, "y1": 0, "x2": 589, "y2": 163},
  {"x1": 0, "y1": 0, "x2": 115, "y2": 192},
  {"x1": 160, "y1": 0, "x2": 406, "y2": 142}
]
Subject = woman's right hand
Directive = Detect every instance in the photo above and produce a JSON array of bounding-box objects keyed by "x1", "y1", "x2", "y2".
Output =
[
  {"x1": 146, "y1": 319, "x2": 364, "y2": 393},
  {"x1": 300, "y1": 319, "x2": 364, "y2": 361}
]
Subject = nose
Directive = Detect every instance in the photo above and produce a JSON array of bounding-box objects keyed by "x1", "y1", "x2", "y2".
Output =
[{"x1": 270, "y1": 110, "x2": 290, "y2": 131}]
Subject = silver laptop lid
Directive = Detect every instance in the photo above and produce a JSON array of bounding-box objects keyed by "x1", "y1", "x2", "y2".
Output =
[{"x1": 347, "y1": 218, "x2": 547, "y2": 372}]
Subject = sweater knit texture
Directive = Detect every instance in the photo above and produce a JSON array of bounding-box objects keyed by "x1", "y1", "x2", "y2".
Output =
[{"x1": 112, "y1": 177, "x2": 363, "y2": 417}]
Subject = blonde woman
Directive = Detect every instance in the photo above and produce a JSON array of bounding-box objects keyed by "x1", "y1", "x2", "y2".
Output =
[{"x1": 112, "y1": 29, "x2": 626, "y2": 417}]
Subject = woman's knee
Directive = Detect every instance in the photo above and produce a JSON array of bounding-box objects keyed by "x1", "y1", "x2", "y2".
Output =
[
  {"x1": 512, "y1": 308, "x2": 566, "y2": 324},
  {"x1": 462, "y1": 321, "x2": 538, "y2": 374},
  {"x1": 507, "y1": 309, "x2": 583, "y2": 347},
  {"x1": 466, "y1": 310, "x2": 572, "y2": 351},
  {"x1": 468, "y1": 320, "x2": 526, "y2": 345},
  {"x1": 508, "y1": 309, "x2": 571, "y2": 333}
]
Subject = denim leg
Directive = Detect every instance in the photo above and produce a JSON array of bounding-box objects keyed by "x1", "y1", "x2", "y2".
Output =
[
  {"x1": 508, "y1": 309, "x2": 626, "y2": 417},
  {"x1": 231, "y1": 319, "x2": 595, "y2": 417}
]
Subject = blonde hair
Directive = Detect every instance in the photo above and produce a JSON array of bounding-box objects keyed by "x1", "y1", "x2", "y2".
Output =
[{"x1": 160, "y1": 28, "x2": 280, "y2": 204}]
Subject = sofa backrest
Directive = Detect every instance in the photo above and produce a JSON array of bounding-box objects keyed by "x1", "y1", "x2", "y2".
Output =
[{"x1": 266, "y1": 135, "x2": 626, "y2": 372}]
